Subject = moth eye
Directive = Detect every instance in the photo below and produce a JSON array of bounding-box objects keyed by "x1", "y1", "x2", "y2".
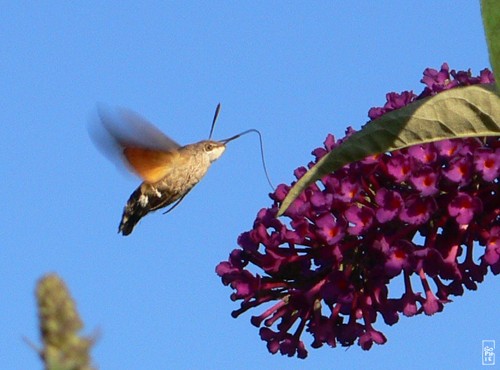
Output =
[{"x1": 205, "y1": 143, "x2": 214, "y2": 151}]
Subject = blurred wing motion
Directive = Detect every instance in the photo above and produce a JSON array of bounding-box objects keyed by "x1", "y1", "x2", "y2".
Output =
[
  {"x1": 122, "y1": 147, "x2": 176, "y2": 183},
  {"x1": 90, "y1": 107, "x2": 181, "y2": 183}
]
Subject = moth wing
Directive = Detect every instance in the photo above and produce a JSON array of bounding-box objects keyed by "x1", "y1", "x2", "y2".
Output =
[
  {"x1": 113, "y1": 108, "x2": 181, "y2": 151},
  {"x1": 89, "y1": 106, "x2": 181, "y2": 183},
  {"x1": 122, "y1": 147, "x2": 178, "y2": 183}
]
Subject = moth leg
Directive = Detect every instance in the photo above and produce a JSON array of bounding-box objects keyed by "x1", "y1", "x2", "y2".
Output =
[{"x1": 162, "y1": 191, "x2": 190, "y2": 214}]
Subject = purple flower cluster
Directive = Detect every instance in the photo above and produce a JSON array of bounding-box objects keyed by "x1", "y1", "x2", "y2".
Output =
[{"x1": 216, "y1": 64, "x2": 498, "y2": 359}]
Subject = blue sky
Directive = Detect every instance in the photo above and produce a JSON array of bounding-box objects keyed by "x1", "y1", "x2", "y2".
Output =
[{"x1": 1, "y1": 2, "x2": 498, "y2": 369}]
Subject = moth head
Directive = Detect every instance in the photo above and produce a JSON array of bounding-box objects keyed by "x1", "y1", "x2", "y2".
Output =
[{"x1": 201, "y1": 140, "x2": 226, "y2": 163}]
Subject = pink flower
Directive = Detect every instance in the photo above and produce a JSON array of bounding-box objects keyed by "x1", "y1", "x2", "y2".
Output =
[{"x1": 217, "y1": 65, "x2": 497, "y2": 358}]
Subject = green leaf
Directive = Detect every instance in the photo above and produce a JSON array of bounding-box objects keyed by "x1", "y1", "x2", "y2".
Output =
[
  {"x1": 482, "y1": 0, "x2": 500, "y2": 88},
  {"x1": 278, "y1": 84, "x2": 500, "y2": 216}
]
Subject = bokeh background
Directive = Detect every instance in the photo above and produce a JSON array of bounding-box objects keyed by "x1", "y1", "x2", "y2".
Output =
[{"x1": 1, "y1": 2, "x2": 497, "y2": 369}]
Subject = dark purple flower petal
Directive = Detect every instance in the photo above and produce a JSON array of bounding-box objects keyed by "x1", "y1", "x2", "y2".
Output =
[
  {"x1": 375, "y1": 188, "x2": 403, "y2": 222},
  {"x1": 443, "y1": 156, "x2": 473, "y2": 185},
  {"x1": 315, "y1": 213, "x2": 345, "y2": 245},
  {"x1": 484, "y1": 227, "x2": 500, "y2": 274},
  {"x1": 386, "y1": 154, "x2": 411, "y2": 182},
  {"x1": 448, "y1": 193, "x2": 482, "y2": 225},
  {"x1": 410, "y1": 166, "x2": 439, "y2": 196},
  {"x1": 474, "y1": 148, "x2": 500, "y2": 181},
  {"x1": 359, "y1": 327, "x2": 387, "y2": 350},
  {"x1": 345, "y1": 205, "x2": 374, "y2": 235},
  {"x1": 400, "y1": 196, "x2": 436, "y2": 225}
]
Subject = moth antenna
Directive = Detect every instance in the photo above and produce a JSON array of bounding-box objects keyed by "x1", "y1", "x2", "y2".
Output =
[
  {"x1": 221, "y1": 129, "x2": 275, "y2": 191},
  {"x1": 208, "y1": 103, "x2": 221, "y2": 140}
]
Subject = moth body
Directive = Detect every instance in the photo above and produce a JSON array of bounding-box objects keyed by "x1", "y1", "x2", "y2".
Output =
[{"x1": 118, "y1": 140, "x2": 226, "y2": 235}]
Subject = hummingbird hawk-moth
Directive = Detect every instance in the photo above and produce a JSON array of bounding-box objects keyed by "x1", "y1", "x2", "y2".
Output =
[{"x1": 91, "y1": 104, "x2": 272, "y2": 236}]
